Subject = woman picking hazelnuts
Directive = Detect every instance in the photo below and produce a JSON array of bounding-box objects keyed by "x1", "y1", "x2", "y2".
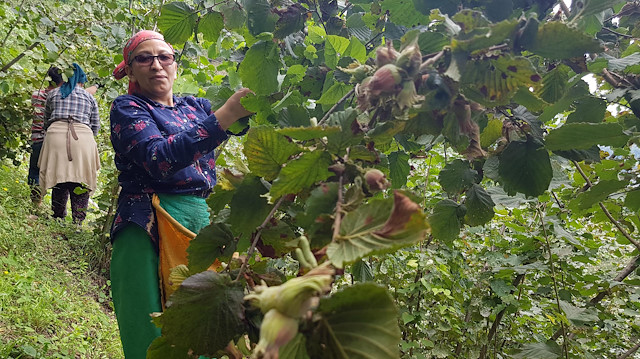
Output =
[{"x1": 109, "y1": 30, "x2": 252, "y2": 358}]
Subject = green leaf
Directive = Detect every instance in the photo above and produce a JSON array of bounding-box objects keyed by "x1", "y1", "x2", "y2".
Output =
[
  {"x1": 438, "y1": 159, "x2": 477, "y2": 194},
  {"x1": 570, "y1": 179, "x2": 627, "y2": 210},
  {"x1": 326, "y1": 109, "x2": 363, "y2": 156},
  {"x1": 545, "y1": 123, "x2": 629, "y2": 151},
  {"x1": 317, "y1": 82, "x2": 353, "y2": 105},
  {"x1": 572, "y1": 0, "x2": 625, "y2": 19},
  {"x1": 296, "y1": 183, "x2": 339, "y2": 228},
  {"x1": 245, "y1": 0, "x2": 277, "y2": 35},
  {"x1": 429, "y1": 199, "x2": 464, "y2": 242},
  {"x1": 199, "y1": 11, "x2": 224, "y2": 42},
  {"x1": 513, "y1": 341, "x2": 562, "y2": 359},
  {"x1": 314, "y1": 283, "x2": 401, "y2": 359},
  {"x1": 187, "y1": 223, "x2": 236, "y2": 273},
  {"x1": 381, "y1": 0, "x2": 431, "y2": 27},
  {"x1": 464, "y1": 184, "x2": 495, "y2": 226},
  {"x1": 499, "y1": 139, "x2": 552, "y2": 198},
  {"x1": 537, "y1": 65, "x2": 569, "y2": 103},
  {"x1": 490, "y1": 279, "x2": 515, "y2": 297},
  {"x1": 480, "y1": 118, "x2": 504, "y2": 148},
  {"x1": 147, "y1": 336, "x2": 191, "y2": 359},
  {"x1": 277, "y1": 125, "x2": 341, "y2": 140},
  {"x1": 280, "y1": 334, "x2": 310, "y2": 359},
  {"x1": 325, "y1": 35, "x2": 350, "y2": 69},
  {"x1": 239, "y1": 40, "x2": 280, "y2": 95},
  {"x1": 327, "y1": 192, "x2": 428, "y2": 267},
  {"x1": 343, "y1": 37, "x2": 367, "y2": 63},
  {"x1": 527, "y1": 22, "x2": 603, "y2": 59},
  {"x1": 153, "y1": 272, "x2": 245, "y2": 356},
  {"x1": 351, "y1": 259, "x2": 374, "y2": 282},
  {"x1": 229, "y1": 176, "x2": 273, "y2": 247},
  {"x1": 566, "y1": 96, "x2": 607, "y2": 124},
  {"x1": 537, "y1": 79, "x2": 590, "y2": 123},
  {"x1": 218, "y1": 2, "x2": 246, "y2": 29},
  {"x1": 388, "y1": 151, "x2": 411, "y2": 189},
  {"x1": 243, "y1": 126, "x2": 303, "y2": 181},
  {"x1": 270, "y1": 151, "x2": 333, "y2": 199},
  {"x1": 158, "y1": 2, "x2": 196, "y2": 44},
  {"x1": 624, "y1": 189, "x2": 640, "y2": 211},
  {"x1": 559, "y1": 300, "x2": 600, "y2": 327}
]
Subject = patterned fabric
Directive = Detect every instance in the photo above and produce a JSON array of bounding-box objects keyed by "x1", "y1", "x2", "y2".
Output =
[
  {"x1": 109, "y1": 93, "x2": 229, "y2": 243},
  {"x1": 45, "y1": 87, "x2": 100, "y2": 135},
  {"x1": 112, "y1": 30, "x2": 173, "y2": 95},
  {"x1": 31, "y1": 89, "x2": 50, "y2": 143},
  {"x1": 51, "y1": 182, "x2": 90, "y2": 224}
]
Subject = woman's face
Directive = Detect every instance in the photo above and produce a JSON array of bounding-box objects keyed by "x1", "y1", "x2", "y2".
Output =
[{"x1": 126, "y1": 39, "x2": 177, "y2": 103}]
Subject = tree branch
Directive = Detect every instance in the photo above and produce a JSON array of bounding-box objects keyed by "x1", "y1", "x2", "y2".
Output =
[
  {"x1": 479, "y1": 273, "x2": 526, "y2": 359},
  {"x1": 331, "y1": 149, "x2": 350, "y2": 241},
  {"x1": 618, "y1": 339, "x2": 640, "y2": 359},
  {"x1": 235, "y1": 196, "x2": 286, "y2": 281},
  {"x1": 572, "y1": 160, "x2": 640, "y2": 252},
  {"x1": 0, "y1": 42, "x2": 40, "y2": 73},
  {"x1": 550, "y1": 255, "x2": 640, "y2": 341},
  {"x1": 318, "y1": 88, "x2": 356, "y2": 125}
]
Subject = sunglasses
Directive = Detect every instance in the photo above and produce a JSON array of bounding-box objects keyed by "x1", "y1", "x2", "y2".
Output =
[{"x1": 129, "y1": 53, "x2": 176, "y2": 66}]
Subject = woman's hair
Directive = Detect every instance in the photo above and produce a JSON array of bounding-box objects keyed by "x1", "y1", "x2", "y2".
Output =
[{"x1": 47, "y1": 67, "x2": 63, "y2": 86}]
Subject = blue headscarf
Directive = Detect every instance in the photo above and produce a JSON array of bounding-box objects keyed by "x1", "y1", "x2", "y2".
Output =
[{"x1": 59, "y1": 63, "x2": 87, "y2": 99}]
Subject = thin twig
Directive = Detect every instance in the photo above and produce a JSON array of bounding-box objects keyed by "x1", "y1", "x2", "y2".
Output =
[
  {"x1": 479, "y1": 274, "x2": 526, "y2": 359},
  {"x1": 235, "y1": 196, "x2": 286, "y2": 281},
  {"x1": 318, "y1": 88, "x2": 356, "y2": 125},
  {"x1": 559, "y1": 0, "x2": 571, "y2": 18},
  {"x1": 331, "y1": 149, "x2": 350, "y2": 241},
  {"x1": 617, "y1": 339, "x2": 640, "y2": 359},
  {"x1": 550, "y1": 255, "x2": 640, "y2": 341},
  {"x1": 536, "y1": 204, "x2": 569, "y2": 359},
  {"x1": 572, "y1": 160, "x2": 640, "y2": 252},
  {"x1": 602, "y1": 27, "x2": 634, "y2": 39}
]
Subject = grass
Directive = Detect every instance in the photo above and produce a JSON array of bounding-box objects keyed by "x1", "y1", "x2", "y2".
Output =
[{"x1": 0, "y1": 161, "x2": 123, "y2": 358}]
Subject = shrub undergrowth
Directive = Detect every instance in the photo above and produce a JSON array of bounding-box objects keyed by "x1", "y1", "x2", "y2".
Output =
[{"x1": 0, "y1": 161, "x2": 123, "y2": 359}]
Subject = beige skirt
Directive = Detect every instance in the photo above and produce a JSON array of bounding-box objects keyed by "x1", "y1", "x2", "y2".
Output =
[{"x1": 38, "y1": 121, "x2": 100, "y2": 193}]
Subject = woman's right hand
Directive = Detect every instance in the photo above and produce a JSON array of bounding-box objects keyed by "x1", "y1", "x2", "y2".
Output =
[{"x1": 214, "y1": 88, "x2": 254, "y2": 130}]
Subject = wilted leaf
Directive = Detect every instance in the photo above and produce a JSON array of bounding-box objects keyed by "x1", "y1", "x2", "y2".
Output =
[{"x1": 327, "y1": 191, "x2": 428, "y2": 267}]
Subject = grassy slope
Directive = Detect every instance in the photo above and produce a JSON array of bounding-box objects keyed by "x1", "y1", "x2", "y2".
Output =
[{"x1": 0, "y1": 162, "x2": 123, "y2": 359}]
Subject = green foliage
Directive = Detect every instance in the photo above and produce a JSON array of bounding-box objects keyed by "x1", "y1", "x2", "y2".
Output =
[{"x1": 3, "y1": 0, "x2": 640, "y2": 358}]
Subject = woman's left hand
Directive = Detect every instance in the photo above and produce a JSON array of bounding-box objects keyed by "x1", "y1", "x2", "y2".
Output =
[{"x1": 214, "y1": 88, "x2": 254, "y2": 130}]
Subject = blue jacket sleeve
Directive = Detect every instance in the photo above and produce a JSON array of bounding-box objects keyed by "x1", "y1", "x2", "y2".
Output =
[{"x1": 110, "y1": 96, "x2": 229, "y2": 179}]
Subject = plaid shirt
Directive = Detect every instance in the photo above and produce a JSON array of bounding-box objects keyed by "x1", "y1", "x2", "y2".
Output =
[{"x1": 44, "y1": 86, "x2": 100, "y2": 135}]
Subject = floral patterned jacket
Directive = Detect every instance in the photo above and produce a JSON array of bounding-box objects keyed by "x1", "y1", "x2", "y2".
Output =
[{"x1": 109, "y1": 93, "x2": 229, "y2": 243}]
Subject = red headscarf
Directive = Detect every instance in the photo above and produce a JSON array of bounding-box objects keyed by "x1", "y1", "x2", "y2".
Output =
[{"x1": 112, "y1": 30, "x2": 174, "y2": 94}]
